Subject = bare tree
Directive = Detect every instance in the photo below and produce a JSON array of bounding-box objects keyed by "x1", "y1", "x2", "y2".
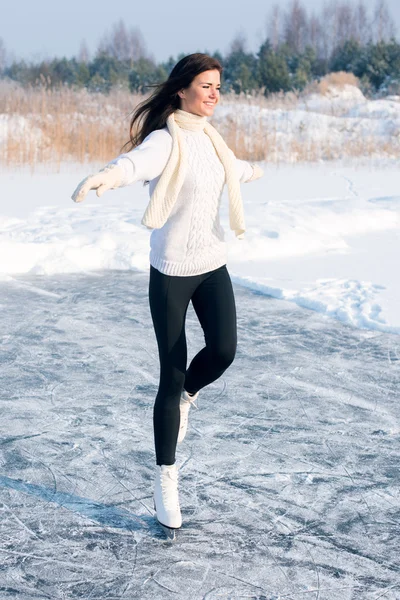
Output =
[
  {"x1": 78, "y1": 40, "x2": 90, "y2": 64},
  {"x1": 96, "y1": 20, "x2": 149, "y2": 63},
  {"x1": 229, "y1": 30, "x2": 248, "y2": 54},
  {"x1": 320, "y1": 1, "x2": 375, "y2": 55},
  {"x1": 336, "y1": 2, "x2": 357, "y2": 45},
  {"x1": 260, "y1": 0, "x2": 397, "y2": 73},
  {"x1": 128, "y1": 26, "x2": 149, "y2": 62},
  {"x1": 110, "y1": 20, "x2": 131, "y2": 61},
  {"x1": 319, "y1": 1, "x2": 340, "y2": 62},
  {"x1": 372, "y1": 0, "x2": 396, "y2": 42},
  {"x1": 0, "y1": 37, "x2": 7, "y2": 74},
  {"x1": 308, "y1": 12, "x2": 322, "y2": 51},
  {"x1": 283, "y1": 0, "x2": 309, "y2": 54},
  {"x1": 354, "y1": 0, "x2": 371, "y2": 44},
  {"x1": 267, "y1": 4, "x2": 282, "y2": 50}
]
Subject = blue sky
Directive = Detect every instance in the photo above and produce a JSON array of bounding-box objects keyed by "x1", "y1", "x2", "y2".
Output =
[{"x1": 2, "y1": 0, "x2": 400, "y2": 64}]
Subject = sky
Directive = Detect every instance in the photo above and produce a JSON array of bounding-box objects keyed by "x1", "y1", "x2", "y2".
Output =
[{"x1": 1, "y1": 0, "x2": 400, "y2": 64}]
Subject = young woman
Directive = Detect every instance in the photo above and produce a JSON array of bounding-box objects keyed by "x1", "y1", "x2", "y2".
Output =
[{"x1": 71, "y1": 53, "x2": 264, "y2": 535}]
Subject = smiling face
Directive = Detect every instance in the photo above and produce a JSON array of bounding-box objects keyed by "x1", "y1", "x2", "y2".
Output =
[{"x1": 177, "y1": 69, "x2": 221, "y2": 117}]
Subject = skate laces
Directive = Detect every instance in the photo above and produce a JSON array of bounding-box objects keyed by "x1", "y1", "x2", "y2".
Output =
[{"x1": 160, "y1": 467, "x2": 180, "y2": 510}]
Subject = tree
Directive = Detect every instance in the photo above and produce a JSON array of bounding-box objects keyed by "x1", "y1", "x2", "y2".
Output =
[
  {"x1": 257, "y1": 40, "x2": 291, "y2": 95},
  {"x1": 308, "y1": 12, "x2": 321, "y2": 52},
  {"x1": 319, "y1": 2, "x2": 339, "y2": 66},
  {"x1": 354, "y1": 0, "x2": 371, "y2": 45},
  {"x1": 96, "y1": 20, "x2": 149, "y2": 65},
  {"x1": 283, "y1": 0, "x2": 309, "y2": 54},
  {"x1": 229, "y1": 30, "x2": 247, "y2": 54},
  {"x1": 224, "y1": 51, "x2": 258, "y2": 94},
  {"x1": 4, "y1": 60, "x2": 31, "y2": 84},
  {"x1": 212, "y1": 50, "x2": 224, "y2": 66},
  {"x1": 128, "y1": 58, "x2": 167, "y2": 93},
  {"x1": 78, "y1": 40, "x2": 90, "y2": 64},
  {"x1": 267, "y1": 4, "x2": 282, "y2": 51},
  {"x1": 160, "y1": 55, "x2": 177, "y2": 76},
  {"x1": 224, "y1": 34, "x2": 258, "y2": 94},
  {"x1": 50, "y1": 58, "x2": 79, "y2": 86},
  {"x1": 378, "y1": 40, "x2": 400, "y2": 92},
  {"x1": 76, "y1": 62, "x2": 90, "y2": 87},
  {"x1": 0, "y1": 37, "x2": 6, "y2": 74},
  {"x1": 290, "y1": 45, "x2": 318, "y2": 89},
  {"x1": 330, "y1": 38, "x2": 363, "y2": 73},
  {"x1": 89, "y1": 54, "x2": 128, "y2": 91},
  {"x1": 357, "y1": 40, "x2": 396, "y2": 89},
  {"x1": 372, "y1": 0, "x2": 396, "y2": 43},
  {"x1": 336, "y1": 2, "x2": 357, "y2": 46}
]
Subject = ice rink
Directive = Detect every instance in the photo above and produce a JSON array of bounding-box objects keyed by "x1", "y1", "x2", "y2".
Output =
[{"x1": 0, "y1": 269, "x2": 399, "y2": 599}]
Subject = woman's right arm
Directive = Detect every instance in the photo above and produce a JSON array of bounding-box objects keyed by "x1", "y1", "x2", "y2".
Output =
[
  {"x1": 109, "y1": 128, "x2": 173, "y2": 185},
  {"x1": 71, "y1": 128, "x2": 172, "y2": 203}
]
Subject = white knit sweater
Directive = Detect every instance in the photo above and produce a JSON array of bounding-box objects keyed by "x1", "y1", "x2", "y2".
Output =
[{"x1": 111, "y1": 119, "x2": 259, "y2": 277}]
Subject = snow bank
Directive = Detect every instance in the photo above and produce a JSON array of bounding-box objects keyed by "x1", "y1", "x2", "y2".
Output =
[
  {"x1": 299, "y1": 83, "x2": 367, "y2": 114},
  {"x1": 0, "y1": 161, "x2": 399, "y2": 335},
  {"x1": 346, "y1": 98, "x2": 400, "y2": 119},
  {"x1": 0, "y1": 114, "x2": 44, "y2": 146}
]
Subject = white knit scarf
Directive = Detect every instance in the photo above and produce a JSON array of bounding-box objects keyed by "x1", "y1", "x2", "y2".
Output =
[{"x1": 141, "y1": 108, "x2": 245, "y2": 239}]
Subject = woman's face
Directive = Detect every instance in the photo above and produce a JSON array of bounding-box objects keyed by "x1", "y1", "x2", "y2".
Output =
[{"x1": 178, "y1": 69, "x2": 221, "y2": 117}]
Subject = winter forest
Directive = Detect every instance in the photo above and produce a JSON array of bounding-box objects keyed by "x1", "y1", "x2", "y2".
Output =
[{"x1": 0, "y1": 0, "x2": 400, "y2": 95}]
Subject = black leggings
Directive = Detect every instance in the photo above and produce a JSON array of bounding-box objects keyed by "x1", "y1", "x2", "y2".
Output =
[{"x1": 148, "y1": 264, "x2": 237, "y2": 466}]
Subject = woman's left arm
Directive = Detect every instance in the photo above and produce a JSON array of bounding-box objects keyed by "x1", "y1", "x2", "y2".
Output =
[{"x1": 229, "y1": 149, "x2": 264, "y2": 183}]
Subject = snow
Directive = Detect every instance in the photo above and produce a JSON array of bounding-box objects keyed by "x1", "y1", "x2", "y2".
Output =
[
  {"x1": 346, "y1": 98, "x2": 400, "y2": 120},
  {"x1": 0, "y1": 114, "x2": 44, "y2": 147},
  {"x1": 1, "y1": 158, "x2": 399, "y2": 334},
  {"x1": 299, "y1": 83, "x2": 367, "y2": 114}
]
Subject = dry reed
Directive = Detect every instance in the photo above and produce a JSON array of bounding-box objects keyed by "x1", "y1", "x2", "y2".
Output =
[
  {"x1": 1, "y1": 75, "x2": 399, "y2": 171},
  {"x1": 304, "y1": 71, "x2": 361, "y2": 97}
]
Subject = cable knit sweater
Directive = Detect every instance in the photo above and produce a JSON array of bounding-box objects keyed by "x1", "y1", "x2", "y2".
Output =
[{"x1": 111, "y1": 113, "x2": 262, "y2": 277}]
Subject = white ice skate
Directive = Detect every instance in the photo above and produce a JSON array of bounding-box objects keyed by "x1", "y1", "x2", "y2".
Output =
[
  {"x1": 154, "y1": 463, "x2": 182, "y2": 538},
  {"x1": 177, "y1": 390, "x2": 199, "y2": 443}
]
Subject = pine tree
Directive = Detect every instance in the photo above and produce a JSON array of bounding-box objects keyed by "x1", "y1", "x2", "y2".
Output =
[
  {"x1": 330, "y1": 39, "x2": 363, "y2": 73},
  {"x1": 257, "y1": 40, "x2": 291, "y2": 94}
]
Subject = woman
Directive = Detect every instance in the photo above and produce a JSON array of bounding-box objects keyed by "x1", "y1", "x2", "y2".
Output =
[{"x1": 71, "y1": 53, "x2": 264, "y2": 535}]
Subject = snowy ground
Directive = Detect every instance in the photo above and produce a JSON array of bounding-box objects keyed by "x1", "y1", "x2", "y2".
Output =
[
  {"x1": 1, "y1": 158, "x2": 399, "y2": 334},
  {"x1": 0, "y1": 268, "x2": 399, "y2": 599}
]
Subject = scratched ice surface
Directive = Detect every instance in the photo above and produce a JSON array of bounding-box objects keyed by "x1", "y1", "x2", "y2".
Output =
[{"x1": 0, "y1": 269, "x2": 399, "y2": 600}]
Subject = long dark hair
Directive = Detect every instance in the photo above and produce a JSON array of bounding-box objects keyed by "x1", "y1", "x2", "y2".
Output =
[{"x1": 121, "y1": 53, "x2": 223, "y2": 152}]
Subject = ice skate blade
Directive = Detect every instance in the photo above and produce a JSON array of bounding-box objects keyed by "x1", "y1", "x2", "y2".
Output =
[
  {"x1": 157, "y1": 520, "x2": 178, "y2": 540},
  {"x1": 153, "y1": 500, "x2": 180, "y2": 540}
]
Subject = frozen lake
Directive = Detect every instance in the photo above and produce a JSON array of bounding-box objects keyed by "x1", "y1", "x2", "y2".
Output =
[
  {"x1": 0, "y1": 269, "x2": 399, "y2": 599},
  {"x1": 1, "y1": 160, "x2": 400, "y2": 333}
]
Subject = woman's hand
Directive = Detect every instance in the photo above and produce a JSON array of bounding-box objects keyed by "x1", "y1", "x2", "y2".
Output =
[
  {"x1": 248, "y1": 164, "x2": 264, "y2": 181},
  {"x1": 71, "y1": 165, "x2": 124, "y2": 203}
]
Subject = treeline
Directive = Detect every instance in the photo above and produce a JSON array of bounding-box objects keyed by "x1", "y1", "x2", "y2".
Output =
[{"x1": 1, "y1": 0, "x2": 400, "y2": 96}]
